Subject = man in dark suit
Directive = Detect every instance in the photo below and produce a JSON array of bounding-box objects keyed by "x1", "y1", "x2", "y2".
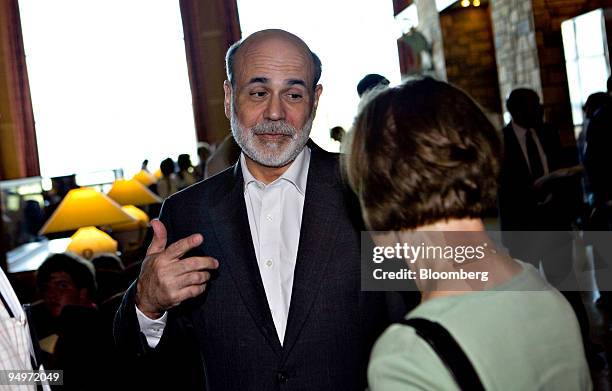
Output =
[
  {"x1": 584, "y1": 77, "x2": 612, "y2": 230},
  {"x1": 583, "y1": 79, "x2": 612, "y2": 309},
  {"x1": 114, "y1": 29, "x2": 391, "y2": 390},
  {"x1": 498, "y1": 89, "x2": 580, "y2": 232},
  {"x1": 498, "y1": 88, "x2": 598, "y2": 365}
]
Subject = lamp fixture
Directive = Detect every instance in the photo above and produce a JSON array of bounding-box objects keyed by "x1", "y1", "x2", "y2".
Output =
[
  {"x1": 38, "y1": 187, "x2": 135, "y2": 259},
  {"x1": 39, "y1": 188, "x2": 135, "y2": 234},
  {"x1": 66, "y1": 227, "x2": 118, "y2": 259},
  {"x1": 132, "y1": 170, "x2": 157, "y2": 187},
  {"x1": 107, "y1": 179, "x2": 162, "y2": 206},
  {"x1": 110, "y1": 205, "x2": 150, "y2": 232}
]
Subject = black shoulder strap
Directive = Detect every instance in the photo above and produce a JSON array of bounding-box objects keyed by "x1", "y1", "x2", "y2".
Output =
[{"x1": 397, "y1": 318, "x2": 485, "y2": 391}]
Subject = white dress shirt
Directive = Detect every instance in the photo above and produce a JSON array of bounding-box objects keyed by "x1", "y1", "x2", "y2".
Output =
[
  {"x1": 0, "y1": 268, "x2": 51, "y2": 391},
  {"x1": 137, "y1": 147, "x2": 311, "y2": 347},
  {"x1": 511, "y1": 121, "x2": 549, "y2": 176}
]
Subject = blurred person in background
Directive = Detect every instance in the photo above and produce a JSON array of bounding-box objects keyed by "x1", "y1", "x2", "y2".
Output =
[
  {"x1": 157, "y1": 157, "x2": 179, "y2": 199},
  {"x1": 329, "y1": 125, "x2": 346, "y2": 152},
  {"x1": 177, "y1": 153, "x2": 197, "y2": 190},
  {"x1": 356, "y1": 73, "x2": 389, "y2": 98},
  {"x1": 194, "y1": 142, "x2": 212, "y2": 180},
  {"x1": 36, "y1": 253, "x2": 114, "y2": 390},
  {"x1": 204, "y1": 133, "x2": 241, "y2": 179},
  {"x1": 584, "y1": 76, "x2": 612, "y2": 231},
  {"x1": 498, "y1": 88, "x2": 599, "y2": 366},
  {"x1": 578, "y1": 92, "x2": 610, "y2": 205}
]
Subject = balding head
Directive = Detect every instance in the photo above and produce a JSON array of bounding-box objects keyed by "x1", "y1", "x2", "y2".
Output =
[{"x1": 225, "y1": 29, "x2": 322, "y2": 90}]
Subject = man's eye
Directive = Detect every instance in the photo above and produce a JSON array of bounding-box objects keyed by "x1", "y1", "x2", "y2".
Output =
[
  {"x1": 287, "y1": 93, "x2": 303, "y2": 100},
  {"x1": 250, "y1": 91, "x2": 267, "y2": 98}
]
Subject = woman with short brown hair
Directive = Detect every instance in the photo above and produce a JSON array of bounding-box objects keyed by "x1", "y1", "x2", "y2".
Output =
[{"x1": 344, "y1": 77, "x2": 591, "y2": 390}]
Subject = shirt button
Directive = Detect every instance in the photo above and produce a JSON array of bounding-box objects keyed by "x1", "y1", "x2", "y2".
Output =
[
  {"x1": 277, "y1": 371, "x2": 289, "y2": 384},
  {"x1": 265, "y1": 259, "x2": 273, "y2": 267},
  {"x1": 266, "y1": 214, "x2": 273, "y2": 221}
]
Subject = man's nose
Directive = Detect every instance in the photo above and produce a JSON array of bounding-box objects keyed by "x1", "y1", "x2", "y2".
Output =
[{"x1": 264, "y1": 94, "x2": 285, "y2": 121}]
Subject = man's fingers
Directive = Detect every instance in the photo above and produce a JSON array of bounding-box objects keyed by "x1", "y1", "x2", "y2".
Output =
[
  {"x1": 174, "y1": 284, "x2": 207, "y2": 304},
  {"x1": 177, "y1": 257, "x2": 219, "y2": 275},
  {"x1": 177, "y1": 271, "x2": 211, "y2": 288},
  {"x1": 147, "y1": 219, "x2": 168, "y2": 256},
  {"x1": 164, "y1": 234, "x2": 204, "y2": 261}
]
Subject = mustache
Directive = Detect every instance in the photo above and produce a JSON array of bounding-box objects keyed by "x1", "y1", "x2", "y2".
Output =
[{"x1": 251, "y1": 121, "x2": 296, "y2": 136}]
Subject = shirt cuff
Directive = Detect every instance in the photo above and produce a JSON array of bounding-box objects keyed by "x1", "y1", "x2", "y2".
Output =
[{"x1": 135, "y1": 305, "x2": 167, "y2": 348}]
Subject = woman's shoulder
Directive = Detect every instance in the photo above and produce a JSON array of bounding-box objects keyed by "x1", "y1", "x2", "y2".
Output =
[{"x1": 368, "y1": 323, "x2": 459, "y2": 391}]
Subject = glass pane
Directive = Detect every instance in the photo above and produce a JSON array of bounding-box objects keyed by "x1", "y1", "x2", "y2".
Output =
[
  {"x1": 577, "y1": 56, "x2": 609, "y2": 102},
  {"x1": 575, "y1": 9, "x2": 604, "y2": 57},
  {"x1": 561, "y1": 20, "x2": 576, "y2": 61},
  {"x1": 572, "y1": 105, "x2": 583, "y2": 127},
  {"x1": 565, "y1": 61, "x2": 582, "y2": 108},
  {"x1": 19, "y1": 0, "x2": 197, "y2": 178}
]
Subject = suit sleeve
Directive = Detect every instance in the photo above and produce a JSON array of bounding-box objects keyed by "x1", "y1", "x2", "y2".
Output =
[{"x1": 113, "y1": 197, "x2": 177, "y2": 356}]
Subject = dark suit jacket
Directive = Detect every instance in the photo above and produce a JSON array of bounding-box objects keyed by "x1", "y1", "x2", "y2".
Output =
[
  {"x1": 498, "y1": 123, "x2": 576, "y2": 231},
  {"x1": 585, "y1": 103, "x2": 612, "y2": 207},
  {"x1": 114, "y1": 141, "x2": 391, "y2": 390}
]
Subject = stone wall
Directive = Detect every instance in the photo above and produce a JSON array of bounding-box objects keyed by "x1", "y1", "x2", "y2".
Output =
[
  {"x1": 440, "y1": 5, "x2": 502, "y2": 117},
  {"x1": 415, "y1": 0, "x2": 447, "y2": 80},
  {"x1": 490, "y1": 0, "x2": 542, "y2": 116}
]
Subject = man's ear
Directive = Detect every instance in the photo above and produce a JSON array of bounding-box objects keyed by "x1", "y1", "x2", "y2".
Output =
[
  {"x1": 223, "y1": 80, "x2": 232, "y2": 120},
  {"x1": 312, "y1": 84, "x2": 323, "y2": 113}
]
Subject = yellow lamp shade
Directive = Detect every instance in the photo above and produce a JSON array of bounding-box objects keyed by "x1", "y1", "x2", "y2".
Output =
[
  {"x1": 132, "y1": 170, "x2": 157, "y2": 186},
  {"x1": 110, "y1": 205, "x2": 149, "y2": 232},
  {"x1": 67, "y1": 226, "x2": 118, "y2": 259},
  {"x1": 107, "y1": 179, "x2": 162, "y2": 206},
  {"x1": 39, "y1": 188, "x2": 136, "y2": 235}
]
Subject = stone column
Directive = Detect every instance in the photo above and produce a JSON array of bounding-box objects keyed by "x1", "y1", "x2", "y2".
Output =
[
  {"x1": 490, "y1": 0, "x2": 542, "y2": 116},
  {"x1": 415, "y1": 0, "x2": 448, "y2": 80}
]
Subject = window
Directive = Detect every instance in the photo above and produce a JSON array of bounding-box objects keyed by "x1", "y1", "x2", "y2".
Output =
[
  {"x1": 236, "y1": 0, "x2": 401, "y2": 152},
  {"x1": 561, "y1": 9, "x2": 610, "y2": 128},
  {"x1": 19, "y1": 0, "x2": 197, "y2": 178}
]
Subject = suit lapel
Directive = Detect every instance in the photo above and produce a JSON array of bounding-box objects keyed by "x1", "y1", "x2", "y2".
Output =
[
  {"x1": 281, "y1": 144, "x2": 343, "y2": 359},
  {"x1": 208, "y1": 162, "x2": 283, "y2": 355},
  {"x1": 504, "y1": 125, "x2": 530, "y2": 178}
]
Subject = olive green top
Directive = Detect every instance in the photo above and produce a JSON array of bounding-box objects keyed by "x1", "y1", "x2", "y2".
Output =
[{"x1": 368, "y1": 261, "x2": 592, "y2": 391}]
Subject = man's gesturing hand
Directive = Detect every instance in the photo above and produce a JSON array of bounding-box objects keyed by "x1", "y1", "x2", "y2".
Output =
[{"x1": 135, "y1": 219, "x2": 218, "y2": 319}]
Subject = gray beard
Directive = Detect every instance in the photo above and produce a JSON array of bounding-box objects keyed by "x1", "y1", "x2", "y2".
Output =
[{"x1": 230, "y1": 102, "x2": 313, "y2": 168}]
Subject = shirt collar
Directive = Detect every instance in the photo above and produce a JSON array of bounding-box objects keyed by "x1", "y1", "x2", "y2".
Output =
[
  {"x1": 511, "y1": 121, "x2": 532, "y2": 138},
  {"x1": 240, "y1": 146, "x2": 310, "y2": 195}
]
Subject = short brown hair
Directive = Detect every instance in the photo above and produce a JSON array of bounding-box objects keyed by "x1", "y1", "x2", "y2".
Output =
[{"x1": 343, "y1": 77, "x2": 501, "y2": 230}]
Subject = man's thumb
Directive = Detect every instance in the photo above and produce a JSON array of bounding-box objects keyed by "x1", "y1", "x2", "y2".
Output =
[{"x1": 147, "y1": 219, "x2": 167, "y2": 255}]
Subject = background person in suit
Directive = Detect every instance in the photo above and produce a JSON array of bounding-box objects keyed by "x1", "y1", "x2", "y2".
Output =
[
  {"x1": 498, "y1": 88, "x2": 600, "y2": 367},
  {"x1": 356, "y1": 73, "x2": 390, "y2": 98},
  {"x1": 114, "y1": 29, "x2": 391, "y2": 390},
  {"x1": 583, "y1": 79, "x2": 612, "y2": 311},
  {"x1": 584, "y1": 77, "x2": 612, "y2": 231}
]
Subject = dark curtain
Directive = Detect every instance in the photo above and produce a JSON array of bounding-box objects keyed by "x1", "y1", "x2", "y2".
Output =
[
  {"x1": 0, "y1": 0, "x2": 40, "y2": 180},
  {"x1": 179, "y1": 0, "x2": 241, "y2": 144}
]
